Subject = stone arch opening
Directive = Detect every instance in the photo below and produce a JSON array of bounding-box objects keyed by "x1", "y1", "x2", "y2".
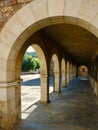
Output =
[
  {"x1": 49, "y1": 58, "x2": 54, "y2": 93},
  {"x1": 20, "y1": 44, "x2": 48, "y2": 119},
  {"x1": 16, "y1": 42, "x2": 48, "y2": 112},
  {"x1": 78, "y1": 65, "x2": 88, "y2": 77},
  {"x1": 21, "y1": 46, "x2": 41, "y2": 117}
]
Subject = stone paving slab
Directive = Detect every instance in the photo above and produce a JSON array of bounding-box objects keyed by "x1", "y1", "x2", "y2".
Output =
[{"x1": 14, "y1": 76, "x2": 98, "y2": 130}]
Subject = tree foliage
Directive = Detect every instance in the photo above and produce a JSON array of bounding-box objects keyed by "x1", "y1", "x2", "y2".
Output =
[{"x1": 21, "y1": 54, "x2": 40, "y2": 72}]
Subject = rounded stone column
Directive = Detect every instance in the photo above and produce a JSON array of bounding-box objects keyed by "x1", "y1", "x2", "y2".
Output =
[
  {"x1": 61, "y1": 59, "x2": 66, "y2": 87},
  {"x1": 66, "y1": 61, "x2": 70, "y2": 84},
  {"x1": 62, "y1": 70, "x2": 66, "y2": 87},
  {"x1": 40, "y1": 73, "x2": 50, "y2": 104},
  {"x1": 72, "y1": 64, "x2": 74, "y2": 79},
  {"x1": 73, "y1": 64, "x2": 76, "y2": 79},
  {"x1": 54, "y1": 72, "x2": 60, "y2": 93},
  {"x1": 0, "y1": 80, "x2": 20, "y2": 129},
  {"x1": 94, "y1": 81, "x2": 98, "y2": 96},
  {"x1": 74, "y1": 65, "x2": 77, "y2": 78},
  {"x1": 69, "y1": 62, "x2": 73, "y2": 82}
]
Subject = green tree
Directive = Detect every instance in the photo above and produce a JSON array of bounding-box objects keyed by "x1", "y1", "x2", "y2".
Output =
[
  {"x1": 21, "y1": 54, "x2": 36, "y2": 72},
  {"x1": 21, "y1": 53, "x2": 40, "y2": 72},
  {"x1": 34, "y1": 58, "x2": 40, "y2": 70}
]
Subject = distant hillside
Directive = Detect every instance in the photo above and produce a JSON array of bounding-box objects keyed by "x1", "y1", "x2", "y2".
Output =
[{"x1": 26, "y1": 52, "x2": 38, "y2": 58}]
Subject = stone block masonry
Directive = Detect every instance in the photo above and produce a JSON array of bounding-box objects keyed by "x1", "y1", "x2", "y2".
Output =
[{"x1": 0, "y1": 0, "x2": 32, "y2": 31}]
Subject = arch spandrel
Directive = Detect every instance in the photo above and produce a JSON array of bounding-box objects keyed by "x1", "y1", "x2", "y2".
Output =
[
  {"x1": 30, "y1": 0, "x2": 48, "y2": 21},
  {"x1": 48, "y1": 0, "x2": 65, "y2": 16},
  {"x1": 77, "y1": 0, "x2": 98, "y2": 22},
  {"x1": 64, "y1": 0, "x2": 82, "y2": 17}
]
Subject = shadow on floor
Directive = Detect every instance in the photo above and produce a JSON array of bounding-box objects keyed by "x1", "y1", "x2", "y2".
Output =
[
  {"x1": 15, "y1": 78, "x2": 98, "y2": 130},
  {"x1": 21, "y1": 76, "x2": 54, "y2": 86}
]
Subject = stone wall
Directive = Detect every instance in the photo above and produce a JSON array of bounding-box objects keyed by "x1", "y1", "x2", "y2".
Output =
[{"x1": 0, "y1": 0, "x2": 32, "y2": 31}]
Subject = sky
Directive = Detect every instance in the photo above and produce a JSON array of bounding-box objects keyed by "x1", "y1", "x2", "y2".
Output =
[{"x1": 26, "y1": 46, "x2": 35, "y2": 52}]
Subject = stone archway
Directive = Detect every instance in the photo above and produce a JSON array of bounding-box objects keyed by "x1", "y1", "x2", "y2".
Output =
[
  {"x1": 0, "y1": 0, "x2": 98, "y2": 129},
  {"x1": 78, "y1": 65, "x2": 88, "y2": 77},
  {"x1": 0, "y1": 42, "x2": 48, "y2": 129},
  {"x1": 32, "y1": 44, "x2": 49, "y2": 104}
]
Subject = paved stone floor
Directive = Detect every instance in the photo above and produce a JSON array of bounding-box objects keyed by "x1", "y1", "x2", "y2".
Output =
[{"x1": 14, "y1": 75, "x2": 98, "y2": 130}]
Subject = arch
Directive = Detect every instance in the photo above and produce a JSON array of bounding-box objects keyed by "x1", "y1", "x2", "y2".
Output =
[
  {"x1": 61, "y1": 58, "x2": 66, "y2": 87},
  {"x1": 51, "y1": 54, "x2": 60, "y2": 93},
  {"x1": 78, "y1": 65, "x2": 88, "y2": 77},
  {"x1": 31, "y1": 44, "x2": 49, "y2": 104},
  {"x1": 15, "y1": 43, "x2": 49, "y2": 109},
  {"x1": 0, "y1": 0, "x2": 98, "y2": 81}
]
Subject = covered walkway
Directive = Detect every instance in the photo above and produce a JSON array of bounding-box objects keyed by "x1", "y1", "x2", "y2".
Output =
[
  {"x1": 14, "y1": 77, "x2": 98, "y2": 130},
  {"x1": 1, "y1": 0, "x2": 98, "y2": 129}
]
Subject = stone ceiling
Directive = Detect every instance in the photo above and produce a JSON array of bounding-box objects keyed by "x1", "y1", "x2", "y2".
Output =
[{"x1": 41, "y1": 24, "x2": 98, "y2": 64}]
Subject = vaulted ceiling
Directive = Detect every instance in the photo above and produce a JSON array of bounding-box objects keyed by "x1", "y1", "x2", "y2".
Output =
[{"x1": 40, "y1": 24, "x2": 98, "y2": 64}]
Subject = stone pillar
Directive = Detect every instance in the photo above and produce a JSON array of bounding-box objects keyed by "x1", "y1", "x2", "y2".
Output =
[
  {"x1": 15, "y1": 79, "x2": 22, "y2": 119},
  {"x1": 69, "y1": 63, "x2": 73, "y2": 82},
  {"x1": 94, "y1": 81, "x2": 98, "y2": 96},
  {"x1": 54, "y1": 72, "x2": 60, "y2": 93},
  {"x1": 89, "y1": 75, "x2": 94, "y2": 88},
  {"x1": 91, "y1": 77, "x2": 94, "y2": 88},
  {"x1": 72, "y1": 64, "x2": 75, "y2": 79},
  {"x1": 62, "y1": 60, "x2": 66, "y2": 87},
  {"x1": 73, "y1": 65, "x2": 76, "y2": 79},
  {"x1": 40, "y1": 74, "x2": 50, "y2": 104},
  {"x1": 66, "y1": 61, "x2": 70, "y2": 84},
  {"x1": 96, "y1": 73, "x2": 98, "y2": 100},
  {"x1": 89, "y1": 63, "x2": 95, "y2": 88},
  {"x1": 0, "y1": 81, "x2": 19, "y2": 130},
  {"x1": 96, "y1": 72, "x2": 98, "y2": 98},
  {"x1": 74, "y1": 65, "x2": 77, "y2": 78},
  {"x1": 62, "y1": 70, "x2": 66, "y2": 87}
]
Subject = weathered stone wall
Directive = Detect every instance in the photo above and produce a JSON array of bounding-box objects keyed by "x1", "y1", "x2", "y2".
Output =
[{"x1": 0, "y1": 0, "x2": 32, "y2": 31}]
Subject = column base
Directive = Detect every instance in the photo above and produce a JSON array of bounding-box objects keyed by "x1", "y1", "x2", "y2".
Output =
[
  {"x1": 53, "y1": 90, "x2": 61, "y2": 93},
  {"x1": 0, "y1": 114, "x2": 16, "y2": 130},
  {"x1": 39, "y1": 100, "x2": 51, "y2": 104},
  {"x1": 62, "y1": 86, "x2": 66, "y2": 88}
]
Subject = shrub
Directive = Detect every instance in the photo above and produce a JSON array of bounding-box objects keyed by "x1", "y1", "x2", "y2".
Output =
[{"x1": 21, "y1": 54, "x2": 40, "y2": 72}]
